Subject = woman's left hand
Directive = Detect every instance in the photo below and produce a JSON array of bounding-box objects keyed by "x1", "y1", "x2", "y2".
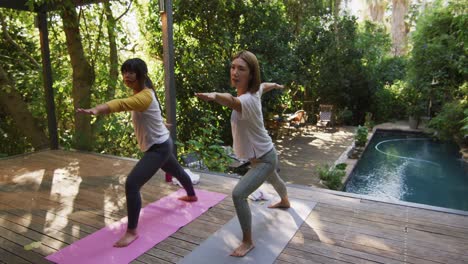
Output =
[{"x1": 275, "y1": 83, "x2": 285, "y2": 90}]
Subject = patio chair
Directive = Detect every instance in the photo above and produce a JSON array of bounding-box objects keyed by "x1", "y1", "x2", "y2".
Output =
[
  {"x1": 287, "y1": 110, "x2": 307, "y2": 135},
  {"x1": 316, "y1": 104, "x2": 334, "y2": 130},
  {"x1": 181, "y1": 152, "x2": 206, "y2": 170}
]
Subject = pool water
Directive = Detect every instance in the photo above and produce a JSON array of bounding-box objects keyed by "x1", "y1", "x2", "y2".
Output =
[{"x1": 344, "y1": 130, "x2": 468, "y2": 211}]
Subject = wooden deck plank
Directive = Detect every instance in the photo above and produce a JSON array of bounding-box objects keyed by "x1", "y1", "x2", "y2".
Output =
[
  {"x1": 0, "y1": 234, "x2": 53, "y2": 264},
  {"x1": 278, "y1": 249, "x2": 351, "y2": 264},
  {"x1": 170, "y1": 232, "x2": 205, "y2": 245},
  {"x1": 0, "y1": 193, "x2": 109, "y2": 231},
  {"x1": 406, "y1": 236, "x2": 468, "y2": 256},
  {"x1": 283, "y1": 241, "x2": 381, "y2": 264},
  {"x1": 274, "y1": 260, "x2": 295, "y2": 264},
  {"x1": 0, "y1": 247, "x2": 33, "y2": 264},
  {"x1": 408, "y1": 208, "x2": 468, "y2": 229},
  {"x1": 288, "y1": 234, "x2": 405, "y2": 264},
  {"x1": 0, "y1": 214, "x2": 71, "y2": 250},
  {"x1": 142, "y1": 247, "x2": 182, "y2": 263},
  {"x1": 161, "y1": 236, "x2": 197, "y2": 251},
  {"x1": 405, "y1": 242, "x2": 468, "y2": 264},
  {"x1": 133, "y1": 252, "x2": 171, "y2": 264},
  {"x1": 306, "y1": 210, "x2": 406, "y2": 234},
  {"x1": 154, "y1": 240, "x2": 192, "y2": 256},
  {"x1": 299, "y1": 225, "x2": 406, "y2": 256},
  {"x1": 0, "y1": 199, "x2": 98, "y2": 235},
  {"x1": 407, "y1": 226, "x2": 468, "y2": 246},
  {"x1": 406, "y1": 221, "x2": 468, "y2": 241},
  {"x1": 304, "y1": 214, "x2": 407, "y2": 243}
]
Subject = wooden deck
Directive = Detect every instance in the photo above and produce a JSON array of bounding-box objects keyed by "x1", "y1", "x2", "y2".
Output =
[{"x1": 1, "y1": 150, "x2": 468, "y2": 264}]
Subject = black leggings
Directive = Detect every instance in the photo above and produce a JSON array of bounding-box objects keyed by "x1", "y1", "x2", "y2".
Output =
[{"x1": 125, "y1": 137, "x2": 195, "y2": 229}]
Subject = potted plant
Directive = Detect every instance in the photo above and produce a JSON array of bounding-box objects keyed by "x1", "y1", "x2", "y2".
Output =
[
  {"x1": 348, "y1": 126, "x2": 368, "y2": 159},
  {"x1": 355, "y1": 125, "x2": 369, "y2": 148}
]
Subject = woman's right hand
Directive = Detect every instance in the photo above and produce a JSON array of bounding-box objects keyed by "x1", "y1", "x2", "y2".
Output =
[
  {"x1": 195, "y1": 92, "x2": 216, "y2": 102},
  {"x1": 76, "y1": 108, "x2": 98, "y2": 115}
]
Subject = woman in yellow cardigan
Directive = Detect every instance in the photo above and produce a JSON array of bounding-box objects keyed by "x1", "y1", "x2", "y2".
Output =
[{"x1": 77, "y1": 58, "x2": 197, "y2": 247}]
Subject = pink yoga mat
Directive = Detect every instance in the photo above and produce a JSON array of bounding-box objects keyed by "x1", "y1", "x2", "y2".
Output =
[{"x1": 46, "y1": 188, "x2": 226, "y2": 264}]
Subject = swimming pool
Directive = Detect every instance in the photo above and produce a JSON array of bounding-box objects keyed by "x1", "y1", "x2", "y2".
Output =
[{"x1": 344, "y1": 129, "x2": 468, "y2": 211}]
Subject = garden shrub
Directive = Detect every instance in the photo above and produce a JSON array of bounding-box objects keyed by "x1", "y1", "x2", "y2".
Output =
[
  {"x1": 428, "y1": 101, "x2": 467, "y2": 144},
  {"x1": 176, "y1": 116, "x2": 233, "y2": 172},
  {"x1": 317, "y1": 164, "x2": 346, "y2": 190}
]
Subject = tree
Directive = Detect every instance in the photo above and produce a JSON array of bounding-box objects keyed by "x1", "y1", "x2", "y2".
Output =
[
  {"x1": 59, "y1": 0, "x2": 95, "y2": 150},
  {"x1": 391, "y1": 0, "x2": 409, "y2": 56},
  {"x1": 144, "y1": 0, "x2": 295, "y2": 145},
  {"x1": 366, "y1": 0, "x2": 388, "y2": 22},
  {"x1": 91, "y1": 0, "x2": 128, "y2": 135},
  {"x1": 0, "y1": 10, "x2": 49, "y2": 153},
  {"x1": 0, "y1": 65, "x2": 49, "y2": 149},
  {"x1": 282, "y1": 0, "x2": 329, "y2": 35},
  {"x1": 407, "y1": 0, "x2": 466, "y2": 116}
]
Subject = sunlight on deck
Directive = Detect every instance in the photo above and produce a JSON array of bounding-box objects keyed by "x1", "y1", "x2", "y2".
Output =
[
  {"x1": 12, "y1": 169, "x2": 45, "y2": 189},
  {"x1": 45, "y1": 163, "x2": 82, "y2": 236},
  {"x1": 103, "y1": 187, "x2": 126, "y2": 225},
  {"x1": 351, "y1": 234, "x2": 394, "y2": 251}
]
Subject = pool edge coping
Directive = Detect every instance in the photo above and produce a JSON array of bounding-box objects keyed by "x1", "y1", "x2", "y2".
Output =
[{"x1": 287, "y1": 182, "x2": 468, "y2": 216}]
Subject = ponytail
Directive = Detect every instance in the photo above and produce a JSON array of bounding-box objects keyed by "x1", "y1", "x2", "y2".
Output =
[
  {"x1": 145, "y1": 75, "x2": 164, "y2": 117},
  {"x1": 144, "y1": 75, "x2": 154, "y2": 89}
]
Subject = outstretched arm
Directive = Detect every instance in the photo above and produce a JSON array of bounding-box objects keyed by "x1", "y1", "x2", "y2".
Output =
[
  {"x1": 76, "y1": 103, "x2": 110, "y2": 115},
  {"x1": 76, "y1": 89, "x2": 153, "y2": 115},
  {"x1": 195, "y1": 92, "x2": 242, "y2": 112},
  {"x1": 261, "y1": 82, "x2": 284, "y2": 94}
]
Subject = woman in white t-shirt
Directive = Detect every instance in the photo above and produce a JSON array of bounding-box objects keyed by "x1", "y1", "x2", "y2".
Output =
[{"x1": 196, "y1": 50, "x2": 290, "y2": 257}]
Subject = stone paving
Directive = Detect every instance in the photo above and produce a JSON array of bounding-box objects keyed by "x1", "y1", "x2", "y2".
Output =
[{"x1": 273, "y1": 125, "x2": 356, "y2": 187}]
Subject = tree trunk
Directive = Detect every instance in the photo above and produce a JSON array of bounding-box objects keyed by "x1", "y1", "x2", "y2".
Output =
[
  {"x1": 104, "y1": 1, "x2": 118, "y2": 101},
  {"x1": 0, "y1": 65, "x2": 49, "y2": 149},
  {"x1": 391, "y1": 0, "x2": 409, "y2": 56},
  {"x1": 333, "y1": 0, "x2": 341, "y2": 18},
  {"x1": 60, "y1": 2, "x2": 95, "y2": 150},
  {"x1": 368, "y1": 0, "x2": 387, "y2": 22},
  {"x1": 93, "y1": 0, "x2": 119, "y2": 133},
  {"x1": 284, "y1": 0, "x2": 304, "y2": 36}
]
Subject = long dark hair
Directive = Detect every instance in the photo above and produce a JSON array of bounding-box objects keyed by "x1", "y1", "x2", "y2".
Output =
[{"x1": 121, "y1": 58, "x2": 164, "y2": 114}]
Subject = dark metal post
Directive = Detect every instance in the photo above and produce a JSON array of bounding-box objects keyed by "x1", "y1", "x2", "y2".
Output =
[
  {"x1": 161, "y1": 0, "x2": 176, "y2": 155},
  {"x1": 37, "y1": 11, "x2": 58, "y2": 149}
]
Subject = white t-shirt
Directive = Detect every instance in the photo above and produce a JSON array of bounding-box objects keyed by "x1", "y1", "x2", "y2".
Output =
[
  {"x1": 131, "y1": 91, "x2": 170, "y2": 151},
  {"x1": 231, "y1": 84, "x2": 273, "y2": 159},
  {"x1": 107, "y1": 89, "x2": 170, "y2": 151}
]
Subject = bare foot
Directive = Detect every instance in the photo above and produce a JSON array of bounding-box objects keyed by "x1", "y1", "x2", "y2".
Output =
[
  {"x1": 230, "y1": 242, "x2": 255, "y2": 257},
  {"x1": 268, "y1": 200, "x2": 290, "y2": 209},
  {"x1": 114, "y1": 230, "x2": 138, "y2": 247},
  {"x1": 178, "y1": 195, "x2": 198, "y2": 202}
]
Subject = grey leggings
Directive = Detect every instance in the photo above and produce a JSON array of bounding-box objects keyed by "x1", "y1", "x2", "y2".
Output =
[{"x1": 232, "y1": 148, "x2": 288, "y2": 234}]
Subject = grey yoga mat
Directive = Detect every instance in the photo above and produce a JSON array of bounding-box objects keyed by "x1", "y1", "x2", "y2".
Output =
[{"x1": 178, "y1": 198, "x2": 316, "y2": 264}]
